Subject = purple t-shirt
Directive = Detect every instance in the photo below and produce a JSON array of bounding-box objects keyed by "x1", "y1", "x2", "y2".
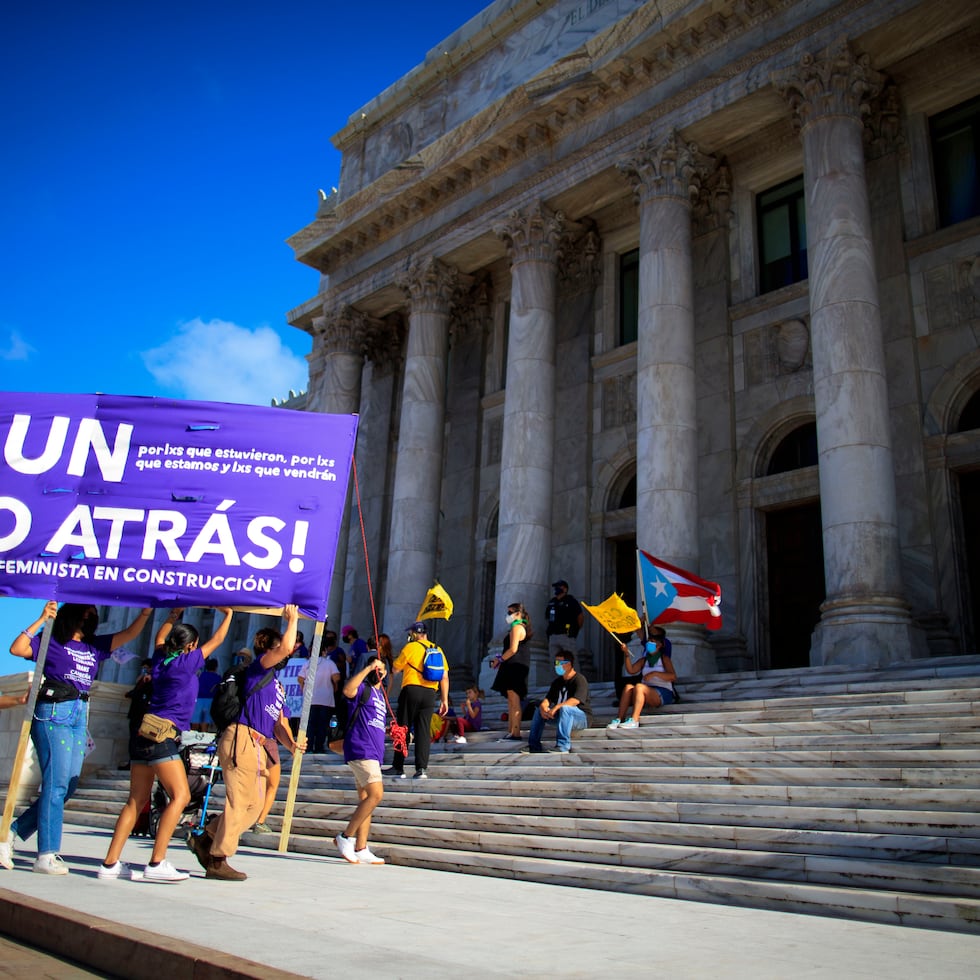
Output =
[
  {"x1": 343, "y1": 682, "x2": 386, "y2": 764},
  {"x1": 241, "y1": 660, "x2": 287, "y2": 738},
  {"x1": 30, "y1": 632, "x2": 112, "y2": 693},
  {"x1": 149, "y1": 646, "x2": 204, "y2": 731}
]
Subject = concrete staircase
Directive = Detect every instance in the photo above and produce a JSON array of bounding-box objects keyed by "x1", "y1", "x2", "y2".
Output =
[{"x1": 67, "y1": 657, "x2": 980, "y2": 934}]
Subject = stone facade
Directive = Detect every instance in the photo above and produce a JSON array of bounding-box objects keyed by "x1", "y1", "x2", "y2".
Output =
[{"x1": 287, "y1": 0, "x2": 980, "y2": 682}]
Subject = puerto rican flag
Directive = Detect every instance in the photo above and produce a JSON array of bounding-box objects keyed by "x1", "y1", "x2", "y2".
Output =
[{"x1": 637, "y1": 549, "x2": 723, "y2": 630}]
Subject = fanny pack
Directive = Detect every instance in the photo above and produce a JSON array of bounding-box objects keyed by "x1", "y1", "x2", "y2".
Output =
[
  {"x1": 137, "y1": 713, "x2": 178, "y2": 743},
  {"x1": 38, "y1": 677, "x2": 88, "y2": 703}
]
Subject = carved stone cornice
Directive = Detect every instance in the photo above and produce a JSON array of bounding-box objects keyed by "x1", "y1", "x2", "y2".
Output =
[
  {"x1": 557, "y1": 219, "x2": 602, "y2": 293},
  {"x1": 770, "y1": 37, "x2": 883, "y2": 133},
  {"x1": 397, "y1": 257, "x2": 461, "y2": 315},
  {"x1": 493, "y1": 203, "x2": 565, "y2": 265},
  {"x1": 362, "y1": 312, "x2": 406, "y2": 376},
  {"x1": 617, "y1": 130, "x2": 716, "y2": 206},
  {"x1": 692, "y1": 160, "x2": 733, "y2": 237},
  {"x1": 313, "y1": 305, "x2": 371, "y2": 357},
  {"x1": 864, "y1": 81, "x2": 904, "y2": 161}
]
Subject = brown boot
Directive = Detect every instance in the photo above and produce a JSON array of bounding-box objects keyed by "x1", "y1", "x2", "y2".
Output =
[
  {"x1": 186, "y1": 830, "x2": 212, "y2": 871},
  {"x1": 205, "y1": 856, "x2": 247, "y2": 881}
]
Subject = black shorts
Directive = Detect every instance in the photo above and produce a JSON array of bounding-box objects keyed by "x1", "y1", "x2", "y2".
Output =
[{"x1": 129, "y1": 732, "x2": 182, "y2": 765}]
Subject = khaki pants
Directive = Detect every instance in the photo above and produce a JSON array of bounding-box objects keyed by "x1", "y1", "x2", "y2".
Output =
[{"x1": 210, "y1": 724, "x2": 263, "y2": 858}]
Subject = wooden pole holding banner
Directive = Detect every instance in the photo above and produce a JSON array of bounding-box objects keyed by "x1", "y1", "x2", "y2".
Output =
[
  {"x1": 636, "y1": 549, "x2": 649, "y2": 624},
  {"x1": 277, "y1": 616, "x2": 325, "y2": 853},
  {"x1": 1, "y1": 611, "x2": 53, "y2": 842}
]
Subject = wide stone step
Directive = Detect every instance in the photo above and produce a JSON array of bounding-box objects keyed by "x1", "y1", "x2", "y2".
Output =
[
  {"x1": 567, "y1": 731, "x2": 980, "y2": 752},
  {"x1": 599, "y1": 715, "x2": 980, "y2": 738},
  {"x1": 248, "y1": 834, "x2": 980, "y2": 933},
  {"x1": 267, "y1": 800, "x2": 980, "y2": 864}
]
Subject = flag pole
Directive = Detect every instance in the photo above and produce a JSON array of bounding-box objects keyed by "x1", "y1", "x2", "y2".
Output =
[
  {"x1": 1, "y1": 607, "x2": 54, "y2": 843},
  {"x1": 636, "y1": 549, "x2": 649, "y2": 624},
  {"x1": 277, "y1": 616, "x2": 325, "y2": 853}
]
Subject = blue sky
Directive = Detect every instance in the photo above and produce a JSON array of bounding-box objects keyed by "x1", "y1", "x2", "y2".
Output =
[{"x1": 0, "y1": 0, "x2": 490, "y2": 679}]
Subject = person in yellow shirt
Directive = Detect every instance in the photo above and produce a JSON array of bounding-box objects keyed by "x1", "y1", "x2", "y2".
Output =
[{"x1": 385, "y1": 622, "x2": 448, "y2": 780}]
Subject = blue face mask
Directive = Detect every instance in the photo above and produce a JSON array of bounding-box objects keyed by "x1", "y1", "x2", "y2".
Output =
[
  {"x1": 645, "y1": 641, "x2": 658, "y2": 655},
  {"x1": 554, "y1": 663, "x2": 567, "y2": 677}
]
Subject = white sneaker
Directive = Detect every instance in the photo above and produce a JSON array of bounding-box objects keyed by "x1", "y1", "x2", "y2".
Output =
[
  {"x1": 606, "y1": 718, "x2": 621, "y2": 729},
  {"x1": 142, "y1": 860, "x2": 189, "y2": 883},
  {"x1": 620, "y1": 718, "x2": 639, "y2": 729},
  {"x1": 453, "y1": 735, "x2": 467, "y2": 744},
  {"x1": 335, "y1": 833, "x2": 358, "y2": 864},
  {"x1": 98, "y1": 860, "x2": 137, "y2": 880},
  {"x1": 0, "y1": 837, "x2": 13, "y2": 871},
  {"x1": 33, "y1": 853, "x2": 69, "y2": 875},
  {"x1": 355, "y1": 847, "x2": 385, "y2": 865}
]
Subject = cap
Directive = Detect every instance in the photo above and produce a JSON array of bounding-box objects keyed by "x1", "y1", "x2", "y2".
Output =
[
  {"x1": 405, "y1": 621, "x2": 427, "y2": 634},
  {"x1": 341, "y1": 625, "x2": 355, "y2": 635},
  {"x1": 552, "y1": 580, "x2": 568, "y2": 589}
]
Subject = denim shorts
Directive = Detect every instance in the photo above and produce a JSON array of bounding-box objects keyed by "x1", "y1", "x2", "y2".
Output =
[
  {"x1": 646, "y1": 685, "x2": 674, "y2": 706},
  {"x1": 129, "y1": 732, "x2": 182, "y2": 765}
]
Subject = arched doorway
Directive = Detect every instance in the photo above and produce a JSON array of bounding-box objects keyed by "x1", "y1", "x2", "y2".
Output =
[{"x1": 764, "y1": 422, "x2": 826, "y2": 669}]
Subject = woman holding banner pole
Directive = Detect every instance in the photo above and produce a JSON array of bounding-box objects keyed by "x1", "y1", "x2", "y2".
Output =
[{"x1": 2, "y1": 601, "x2": 152, "y2": 875}]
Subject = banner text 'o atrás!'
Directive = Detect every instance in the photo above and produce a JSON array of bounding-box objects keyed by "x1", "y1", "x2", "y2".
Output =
[{"x1": 0, "y1": 392, "x2": 358, "y2": 619}]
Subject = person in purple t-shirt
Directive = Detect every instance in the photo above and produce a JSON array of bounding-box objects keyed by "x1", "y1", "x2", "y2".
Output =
[
  {"x1": 4, "y1": 601, "x2": 152, "y2": 876},
  {"x1": 334, "y1": 655, "x2": 389, "y2": 866},
  {"x1": 99, "y1": 607, "x2": 233, "y2": 883},
  {"x1": 189, "y1": 604, "x2": 306, "y2": 882}
]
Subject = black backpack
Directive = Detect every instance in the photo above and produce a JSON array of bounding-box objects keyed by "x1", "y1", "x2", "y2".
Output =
[{"x1": 210, "y1": 663, "x2": 274, "y2": 730}]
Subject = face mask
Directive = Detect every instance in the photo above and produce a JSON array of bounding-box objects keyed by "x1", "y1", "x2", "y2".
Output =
[
  {"x1": 505, "y1": 612, "x2": 517, "y2": 625},
  {"x1": 554, "y1": 664, "x2": 566, "y2": 677},
  {"x1": 645, "y1": 641, "x2": 658, "y2": 655}
]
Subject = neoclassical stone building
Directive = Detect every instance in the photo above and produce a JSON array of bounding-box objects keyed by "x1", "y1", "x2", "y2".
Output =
[{"x1": 286, "y1": 0, "x2": 980, "y2": 683}]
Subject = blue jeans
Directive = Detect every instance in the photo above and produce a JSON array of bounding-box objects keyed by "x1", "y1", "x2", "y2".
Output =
[
  {"x1": 12, "y1": 700, "x2": 89, "y2": 855},
  {"x1": 528, "y1": 704, "x2": 587, "y2": 751}
]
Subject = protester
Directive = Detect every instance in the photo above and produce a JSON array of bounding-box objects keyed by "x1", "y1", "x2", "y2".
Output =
[
  {"x1": 342, "y1": 625, "x2": 370, "y2": 674},
  {"x1": 385, "y1": 622, "x2": 448, "y2": 780},
  {"x1": 188, "y1": 605, "x2": 305, "y2": 881},
  {"x1": 491, "y1": 602, "x2": 532, "y2": 742},
  {"x1": 523, "y1": 649, "x2": 592, "y2": 754},
  {"x1": 99, "y1": 607, "x2": 233, "y2": 882},
  {"x1": 3, "y1": 602, "x2": 152, "y2": 875},
  {"x1": 190, "y1": 657, "x2": 221, "y2": 732},
  {"x1": 609, "y1": 627, "x2": 675, "y2": 729},
  {"x1": 335, "y1": 655, "x2": 389, "y2": 865},
  {"x1": 118, "y1": 658, "x2": 154, "y2": 770},
  {"x1": 545, "y1": 580, "x2": 584, "y2": 657},
  {"x1": 298, "y1": 632, "x2": 340, "y2": 753}
]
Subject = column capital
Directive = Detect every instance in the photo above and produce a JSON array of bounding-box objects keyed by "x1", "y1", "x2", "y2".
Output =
[
  {"x1": 771, "y1": 38, "x2": 883, "y2": 132},
  {"x1": 863, "y1": 81, "x2": 904, "y2": 160},
  {"x1": 617, "y1": 130, "x2": 715, "y2": 206},
  {"x1": 362, "y1": 313, "x2": 406, "y2": 376},
  {"x1": 493, "y1": 202, "x2": 565, "y2": 264},
  {"x1": 397, "y1": 257, "x2": 460, "y2": 315},
  {"x1": 313, "y1": 305, "x2": 371, "y2": 357},
  {"x1": 558, "y1": 219, "x2": 602, "y2": 293}
]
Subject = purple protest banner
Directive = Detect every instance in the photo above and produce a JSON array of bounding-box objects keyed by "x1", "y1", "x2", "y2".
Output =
[{"x1": 0, "y1": 392, "x2": 358, "y2": 619}]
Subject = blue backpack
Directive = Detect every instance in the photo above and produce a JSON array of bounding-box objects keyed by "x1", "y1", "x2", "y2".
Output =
[{"x1": 421, "y1": 646, "x2": 445, "y2": 682}]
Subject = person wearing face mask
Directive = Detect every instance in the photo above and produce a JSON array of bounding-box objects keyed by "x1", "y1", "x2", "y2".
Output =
[
  {"x1": 521, "y1": 649, "x2": 592, "y2": 754},
  {"x1": 334, "y1": 655, "x2": 389, "y2": 865},
  {"x1": 545, "y1": 580, "x2": 584, "y2": 658},
  {"x1": 491, "y1": 602, "x2": 533, "y2": 742},
  {"x1": 99, "y1": 607, "x2": 233, "y2": 882},
  {"x1": 4, "y1": 602, "x2": 153, "y2": 875},
  {"x1": 608, "y1": 626, "x2": 676, "y2": 729}
]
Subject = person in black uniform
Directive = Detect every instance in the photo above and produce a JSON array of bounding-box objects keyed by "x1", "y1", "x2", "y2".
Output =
[{"x1": 545, "y1": 580, "x2": 584, "y2": 658}]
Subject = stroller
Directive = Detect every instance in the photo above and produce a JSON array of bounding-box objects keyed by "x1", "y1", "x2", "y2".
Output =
[{"x1": 145, "y1": 731, "x2": 221, "y2": 839}]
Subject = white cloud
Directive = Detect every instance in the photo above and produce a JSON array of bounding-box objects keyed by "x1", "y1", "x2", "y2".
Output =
[
  {"x1": 0, "y1": 328, "x2": 37, "y2": 362},
  {"x1": 141, "y1": 318, "x2": 308, "y2": 406}
]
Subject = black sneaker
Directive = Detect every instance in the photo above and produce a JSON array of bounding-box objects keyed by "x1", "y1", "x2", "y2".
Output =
[{"x1": 382, "y1": 768, "x2": 405, "y2": 779}]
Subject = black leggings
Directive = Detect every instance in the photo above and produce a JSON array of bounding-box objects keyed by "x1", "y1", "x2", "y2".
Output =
[{"x1": 393, "y1": 684, "x2": 436, "y2": 773}]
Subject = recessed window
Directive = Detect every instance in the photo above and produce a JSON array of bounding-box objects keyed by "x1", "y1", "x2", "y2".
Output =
[
  {"x1": 957, "y1": 391, "x2": 980, "y2": 433},
  {"x1": 931, "y1": 96, "x2": 980, "y2": 228},
  {"x1": 757, "y1": 176, "x2": 808, "y2": 294},
  {"x1": 619, "y1": 248, "x2": 639, "y2": 346},
  {"x1": 767, "y1": 421, "x2": 818, "y2": 475}
]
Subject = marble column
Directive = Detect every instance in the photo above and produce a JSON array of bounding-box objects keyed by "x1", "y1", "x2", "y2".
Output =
[
  {"x1": 618, "y1": 132, "x2": 716, "y2": 675},
  {"x1": 383, "y1": 258, "x2": 459, "y2": 633},
  {"x1": 773, "y1": 41, "x2": 916, "y2": 666},
  {"x1": 309, "y1": 306, "x2": 367, "y2": 632},
  {"x1": 493, "y1": 204, "x2": 563, "y2": 681}
]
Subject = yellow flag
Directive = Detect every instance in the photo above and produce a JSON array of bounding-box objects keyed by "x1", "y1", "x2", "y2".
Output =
[
  {"x1": 417, "y1": 583, "x2": 454, "y2": 622},
  {"x1": 582, "y1": 593, "x2": 641, "y2": 634}
]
